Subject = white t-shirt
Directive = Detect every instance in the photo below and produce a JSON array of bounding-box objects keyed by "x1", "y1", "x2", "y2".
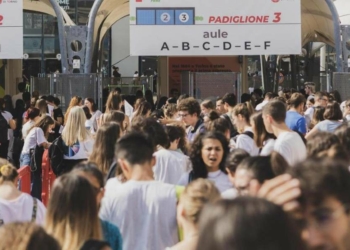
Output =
[
  {"x1": 260, "y1": 139, "x2": 275, "y2": 156},
  {"x1": 21, "y1": 127, "x2": 47, "y2": 154},
  {"x1": 124, "y1": 100, "x2": 134, "y2": 117},
  {"x1": 90, "y1": 110, "x2": 102, "y2": 133},
  {"x1": 47, "y1": 104, "x2": 54, "y2": 117},
  {"x1": 236, "y1": 128, "x2": 259, "y2": 156},
  {"x1": 177, "y1": 170, "x2": 232, "y2": 193},
  {"x1": 105, "y1": 177, "x2": 123, "y2": 195},
  {"x1": 100, "y1": 180, "x2": 178, "y2": 250},
  {"x1": 22, "y1": 120, "x2": 35, "y2": 140},
  {"x1": 304, "y1": 106, "x2": 315, "y2": 128},
  {"x1": 62, "y1": 139, "x2": 94, "y2": 160},
  {"x1": 255, "y1": 100, "x2": 269, "y2": 111},
  {"x1": 153, "y1": 149, "x2": 191, "y2": 185},
  {"x1": 274, "y1": 131, "x2": 306, "y2": 166},
  {"x1": 2, "y1": 111, "x2": 13, "y2": 140},
  {"x1": 221, "y1": 188, "x2": 238, "y2": 199},
  {"x1": 0, "y1": 193, "x2": 46, "y2": 225}
]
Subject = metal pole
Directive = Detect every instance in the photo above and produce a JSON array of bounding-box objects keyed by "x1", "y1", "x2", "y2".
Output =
[
  {"x1": 260, "y1": 55, "x2": 265, "y2": 92},
  {"x1": 324, "y1": 0, "x2": 343, "y2": 72},
  {"x1": 48, "y1": 0, "x2": 69, "y2": 73},
  {"x1": 84, "y1": 0, "x2": 104, "y2": 73}
]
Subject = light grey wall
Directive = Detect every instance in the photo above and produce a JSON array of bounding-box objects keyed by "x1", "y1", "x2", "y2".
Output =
[{"x1": 111, "y1": 16, "x2": 139, "y2": 77}]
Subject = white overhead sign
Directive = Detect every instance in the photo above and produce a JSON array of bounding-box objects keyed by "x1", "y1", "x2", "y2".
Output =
[
  {"x1": 0, "y1": 0, "x2": 23, "y2": 59},
  {"x1": 130, "y1": 0, "x2": 301, "y2": 56}
]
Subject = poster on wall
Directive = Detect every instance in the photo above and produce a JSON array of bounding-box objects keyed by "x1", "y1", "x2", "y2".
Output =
[
  {"x1": 130, "y1": 0, "x2": 301, "y2": 56},
  {"x1": 168, "y1": 56, "x2": 240, "y2": 92},
  {"x1": 0, "y1": 0, "x2": 23, "y2": 59}
]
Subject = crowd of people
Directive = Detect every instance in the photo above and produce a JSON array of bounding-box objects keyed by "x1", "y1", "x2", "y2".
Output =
[{"x1": 1, "y1": 81, "x2": 350, "y2": 249}]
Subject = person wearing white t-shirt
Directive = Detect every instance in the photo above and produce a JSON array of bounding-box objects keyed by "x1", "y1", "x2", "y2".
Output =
[
  {"x1": 60, "y1": 107, "x2": 94, "y2": 175},
  {"x1": 22, "y1": 108, "x2": 40, "y2": 140},
  {"x1": 100, "y1": 132, "x2": 178, "y2": 250},
  {"x1": 115, "y1": 87, "x2": 134, "y2": 117},
  {"x1": 221, "y1": 149, "x2": 250, "y2": 200},
  {"x1": 178, "y1": 132, "x2": 232, "y2": 193},
  {"x1": 250, "y1": 111, "x2": 276, "y2": 156},
  {"x1": 262, "y1": 100, "x2": 306, "y2": 166},
  {"x1": 304, "y1": 92, "x2": 327, "y2": 128},
  {"x1": 0, "y1": 163, "x2": 46, "y2": 225},
  {"x1": 255, "y1": 92, "x2": 273, "y2": 111},
  {"x1": 154, "y1": 125, "x2": 191, "y2": 185},
  {"x1": 20, "y1": 115, "x2": 54, "y2": 167},
  {"x1": 84, "y1": 98, "x2": 103, "y2": 134},
  {"x1": 231, "y1": 103, "x2": 259, "y2": 156}
]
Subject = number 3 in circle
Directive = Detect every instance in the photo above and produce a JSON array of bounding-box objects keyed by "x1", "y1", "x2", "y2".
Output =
[{"x1": 179, "y1": 13, "x2": 189, "y2": 23}]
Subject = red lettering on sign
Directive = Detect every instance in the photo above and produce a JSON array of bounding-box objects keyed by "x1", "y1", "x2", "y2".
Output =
[
  {"x1": 0, "y1": 15, "x2": 3, "y2": 25},
  {"x1": 208, "y1": 15, "x2": 270, "y2": 24}
]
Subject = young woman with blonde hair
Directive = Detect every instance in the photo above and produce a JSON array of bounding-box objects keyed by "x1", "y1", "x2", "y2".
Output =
[
  {"x1": 64, "y1": 96, "x2": 82, "y2": 125},
  {"x1": 166, "y1": 179, "x2": 221, "y2": 250},
  {"x1": 0, "y1": 162, "x2": 46, "y2": 225},
  {"x1": 0, "y1": 222, "x2": 60, "y2": 250},
  {"x1": 60, "y1": 106, "x2": 94, "y2": 174},
  {"x1": 45, "y1": 174, "x2": 103, "y2": 250}
]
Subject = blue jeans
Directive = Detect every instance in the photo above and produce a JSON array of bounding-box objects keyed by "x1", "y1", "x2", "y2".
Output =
[{"x1": 20, "y1": 153, "x2": 31, "y2": 167}]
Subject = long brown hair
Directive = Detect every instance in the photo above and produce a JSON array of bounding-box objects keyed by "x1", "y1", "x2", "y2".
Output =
[
  {"x1": 105, "y1": 90, "x2": 122, "y2": 113},
  {"x1": 28, "y1": 115, "x2": 55, "y2": 139},
  {"x1": 250, "y1": 112, "x2": 275, "y2": 148},
  {"x1": 45, "y1": 174, "x2": 102, "y2": 250},
  {"x1": 89, "y1": 122, "x2": 121, "y2": 175}
]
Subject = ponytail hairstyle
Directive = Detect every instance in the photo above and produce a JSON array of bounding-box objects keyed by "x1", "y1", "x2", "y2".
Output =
[
  {"x1": 163, "y1": 103, "x2": 178, "y2": 119},
  {"x1": 0, "y1": 163, "x2": 18, "y2": 185},
  {"x1": 206, "y1": 110, "x2": 220, "y2": 121},
  {"x1": 205, "y1": 117, "x2": 230, "y2": 138},
  {"x1": 232, "y1": 103, "x2": 252, "y2": 124},
  {"x1": 180, "y1": 179, "x2": 220, "y2": 225}
]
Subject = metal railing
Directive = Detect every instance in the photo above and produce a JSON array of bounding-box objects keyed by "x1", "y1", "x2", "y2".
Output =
[
  {"x1": 181, "y1": 72, "x2": 241, "y2": 101},
  {"x1": 29, "y1": 74, "x2": 156, "y2": 112}
]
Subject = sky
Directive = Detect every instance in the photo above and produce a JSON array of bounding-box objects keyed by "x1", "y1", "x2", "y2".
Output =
[{"x1": 334, "y1": 0, "x2": 350, "y2": 25}]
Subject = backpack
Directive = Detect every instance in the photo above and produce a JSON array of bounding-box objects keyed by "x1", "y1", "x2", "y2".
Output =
[
  {"x1": 0, "y1": 113, "x2": 8, "y2": 144},
  {"x1": 232, "y1": 131, "x2": 254, "y2": 142},
  {"x1": 48, "y1": 136, "x2": 65, "y2": 176},
  {"x1": 221, "y1": 114, "x2": 238, "y2": 138}
]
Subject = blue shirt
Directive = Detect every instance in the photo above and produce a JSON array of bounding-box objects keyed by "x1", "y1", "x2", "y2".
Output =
[
  {"x1": 285, "y1": 111, "x2": 307, "y2": 134},
  {"x1": 100, "y1": 219, "x2": 123, "y2": 250}
]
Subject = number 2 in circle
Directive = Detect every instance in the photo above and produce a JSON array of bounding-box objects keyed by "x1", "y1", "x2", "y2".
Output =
[
  {"x1": 273, "y1": 12, "x2": 281, "y2": 23},
  {"x1": 179, "y1": 13, "x2": 189, "y2": 23},
  {"x1": 161, "y1": 13, "x2": 170, "y2": 23}
]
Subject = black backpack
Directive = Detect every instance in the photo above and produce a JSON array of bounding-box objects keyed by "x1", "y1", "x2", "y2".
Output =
[
  {"x1": 48, "y1": 136, "x2": 65, "y2": 176},
  {"x1": 233, "y1": 131, "x2": 254, "y2": 142},
  {"x1": 0, "y1": 113, "x2": 8, "y2": 144}
]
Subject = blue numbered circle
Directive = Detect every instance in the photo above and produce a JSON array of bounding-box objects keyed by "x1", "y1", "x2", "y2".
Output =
[
  {"x1": 179, "y1": 13, "x2": 189, "y2": 23},
  {"x1": 161, "y1": 13, "x2": 171, "y2": 23}
]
